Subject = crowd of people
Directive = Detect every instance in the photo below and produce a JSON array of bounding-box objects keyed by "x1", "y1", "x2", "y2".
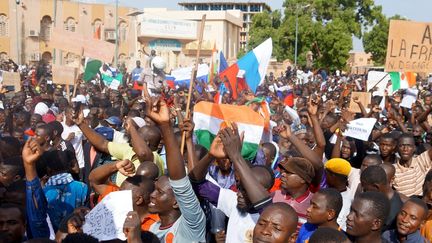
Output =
[{"x1": 0, "y1": 55, "x2": 431, "y2": 243}]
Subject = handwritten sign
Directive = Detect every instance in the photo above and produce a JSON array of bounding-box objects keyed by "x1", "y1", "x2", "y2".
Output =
[
  {"x1": 83, "y1": 190, "x2": 133, "y2": 241},
  {"x1": 385, "y1": 20, "x2": 432, "y2": 73},
  {"x1": 344, "y1": 118, "x2": 377, "y2": 141},
  {"x1": 348, "y1": 92, "x2": 371, "y2": 113},
  {"x1": 1, "y1": 71, "x2": 21, "y2": 90},
  {"x1": 52, "y1": 65, "x2": 77, "y2": 85},
  {"x1": 50, "y1": 28, "x2": 115, "y2": 63}
]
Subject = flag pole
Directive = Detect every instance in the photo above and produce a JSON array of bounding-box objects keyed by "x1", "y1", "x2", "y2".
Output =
[{"x1": 181, "y1": 14, "x2": 206, "y2": 155}]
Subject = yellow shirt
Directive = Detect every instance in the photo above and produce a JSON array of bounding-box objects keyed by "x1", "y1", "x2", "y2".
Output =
[{"x1": 107, "y1": 142, "x2": 165, "y2": 186}]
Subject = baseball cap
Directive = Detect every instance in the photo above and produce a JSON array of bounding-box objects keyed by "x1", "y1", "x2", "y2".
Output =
[{"x1": 105, "y1": 116, "x2": 122, "y2": 127}]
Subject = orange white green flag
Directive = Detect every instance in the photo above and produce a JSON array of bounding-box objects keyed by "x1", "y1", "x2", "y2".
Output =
[
  {"x1": 389, "y1": 72, "x2": 416, "y2": 91},
  {"x1": 193, "y1": 101, "x2": 265, "y2": 160}
]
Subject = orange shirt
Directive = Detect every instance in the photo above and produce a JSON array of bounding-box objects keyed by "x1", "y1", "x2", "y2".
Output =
[{"x1": 420, "y1": 218, "x2": 432, "y2": 242}]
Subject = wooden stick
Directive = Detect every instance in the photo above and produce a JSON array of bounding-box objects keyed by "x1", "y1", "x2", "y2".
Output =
[{"x1": 180, "y1": 14, "x2": 206, "y2": 155}]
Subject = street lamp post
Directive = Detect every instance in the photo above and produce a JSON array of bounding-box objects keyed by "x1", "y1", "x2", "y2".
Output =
[
  {"x1": 294, "y1": 4, "x2": 310, "y2": 68},
  {"x1": 15, "y1": 0, "x2": 20, "y2": 64}
]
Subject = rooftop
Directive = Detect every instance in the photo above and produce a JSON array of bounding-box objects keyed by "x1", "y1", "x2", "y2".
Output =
[{"x1": 179, "y1": 0, "x2": 271, "y2": 11}]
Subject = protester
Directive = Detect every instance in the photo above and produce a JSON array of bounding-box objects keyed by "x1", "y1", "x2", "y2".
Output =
[
  {"x1": 346, "y1": 191, "x2": 390, "y2": 243},
  {"x1": 382, "y1": 198, "x2": 429, "y2": 242},
  {"x1": 3, "y1": 30, "x2": 432, "y2": 243}
]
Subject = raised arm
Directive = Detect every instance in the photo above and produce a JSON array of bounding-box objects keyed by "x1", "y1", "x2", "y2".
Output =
[
  {"x1": 125, "y1": 118, "x2": 154, "y2": 162},
  {"x1": 308, "y1": 97, "x2": 326, "y2": 155},
  {"x1": 145, "y1": 96, "x2": 185, "y2": 180},
  {"x1": 72, "y1": 110, "x2": 109, "y2": 154},
  {"x1": 189, "y1": 134, "x2": 226, "y2": 181},
  {"x1": 22, "y1": 139, "x2": 50, "y2": 238},
  {"x1": 219, "y1": 124, "x2": 269, "y2": 204},
  {"x1": 88, "y1": 159, "x2": 135, "y2": 195},
  {"x1": 279, "y1": 124, "x2": 322, "y2": 170},
  {"x1": 353, "y1": 96, "x2": 368, "y2": 117}
]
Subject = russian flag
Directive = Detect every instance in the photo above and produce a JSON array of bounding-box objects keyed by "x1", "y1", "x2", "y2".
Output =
[
  {"x1": 219, "y1": 38, "x2": 272, "y2": 99},
  {"x1": 167, "y1": 64, "x2": 209, "y2": 90}
]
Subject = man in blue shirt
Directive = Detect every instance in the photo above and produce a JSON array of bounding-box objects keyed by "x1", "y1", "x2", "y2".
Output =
[
  {"x1": 382, "y1": 198, "x2": 429, "y2": 243},
  {"x1": 297, "y1": 188, "x2": 343, "y2": 243}
]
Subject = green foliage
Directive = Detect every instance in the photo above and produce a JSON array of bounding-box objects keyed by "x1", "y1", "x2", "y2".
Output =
[
  {"x1": 248, "y1": 0, "x2": 384, "y2": 70},
  {"x1": 237, "y1": 48, "x2": 246, "y2": 59},
  {"x1": 363, "y1": 15, "x2": 406, "y2": 65}
]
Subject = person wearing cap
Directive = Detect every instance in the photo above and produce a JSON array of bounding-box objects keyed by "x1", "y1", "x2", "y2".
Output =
[
  {"x1": 71, "y1": 109, "x2": 165, "y2": 186},
  {"x1": 272, "y1": 157, "x2": 315, "y2": 229},
  {"x1": 97, "y1": 116, "x2": 129, "y2": 144},
  {"x1": 324, "y1": 158, "x2": 353, "y2": 231}
]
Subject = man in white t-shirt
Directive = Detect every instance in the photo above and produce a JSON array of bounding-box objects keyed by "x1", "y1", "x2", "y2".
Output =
[
  {"x1": 191, "y1": 126, "x2": 273, "y2": 243},
  {"x1": 62, "y1": 106, "x2": 85, "y2": 169}
]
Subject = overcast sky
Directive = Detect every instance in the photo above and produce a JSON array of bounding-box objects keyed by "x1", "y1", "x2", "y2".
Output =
[{"x1": 89, "y1": 0, "x2": 432, "y2": 50}]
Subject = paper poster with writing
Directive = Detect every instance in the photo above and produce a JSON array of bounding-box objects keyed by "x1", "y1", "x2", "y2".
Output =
[
  {"x1": 83, "y1": 190, "x2": 133, "y2": 241},
  {"x1": 343, "y1": 118, "x2": 377, "y2": 141}
]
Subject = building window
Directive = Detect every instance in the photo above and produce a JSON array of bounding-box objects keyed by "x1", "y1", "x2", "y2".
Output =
[
  {"x1": 64, "y1": 17, "x2": 76, "y2": 32},
  {"x1": 93, "y1": 19, "x2": 102, "y2": 39},
  {"x1": 40, "y1": 16, "x2": 52, "y2": 41},
  {"x1": 0, "y1": 14, "x2": 9, "y2": 36},
  {"x1": 118, "y1": 21, "x2": 127, "y2": 43}
]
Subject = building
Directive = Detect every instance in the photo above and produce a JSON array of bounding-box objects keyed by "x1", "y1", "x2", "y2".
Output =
[
  {"x1": 137, "y1": 8, "x2": 242, "y2": 70},
  {"x1": 347, "y1": 51, "x2": 374, "y2": 74},
  {"x1": 0, "y1": 0, "x2": 139, "y2": 66},
  {"x1": 178, "y1": 1, "x2": 271, "y2": 50}
]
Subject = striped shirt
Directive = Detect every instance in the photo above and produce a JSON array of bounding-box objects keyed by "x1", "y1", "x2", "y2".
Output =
[
  {"x1": 272, "y1": 189, "x2": 313, "y2": 229},
  {"x1": 394, "y1": 150, "x2": 432, "y2": 197}
]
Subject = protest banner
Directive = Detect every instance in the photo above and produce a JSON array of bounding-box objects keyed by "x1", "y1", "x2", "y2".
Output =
[
  {"x1": 52, "y1": 65, "x2": 77, "y2": 85},
  {"x1": 1, "y1": 71, "x2": 21, "y2": 90},
  {"x1": 343, "y1": 118, "x2": 377, "y2": 141},
  {"x1": 83, "y1": 190, "x2": 133, "y2": 241},
  {"x1": 385, "y1": 20, "x2": 432, "y2": 73},
  {"x1": 50, "y1": 28, "x2": 115, "y2": 63},
  {"x1": 348, "y1": 92, "x2": 371, "y2": 113}
]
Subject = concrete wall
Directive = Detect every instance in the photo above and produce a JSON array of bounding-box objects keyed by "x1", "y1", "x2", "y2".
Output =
[{"x1": 0, "y1": 0, "x2": 138, "y2": 66}]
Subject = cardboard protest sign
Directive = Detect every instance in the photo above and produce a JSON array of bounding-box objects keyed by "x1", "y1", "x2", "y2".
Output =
[
  {"x1": 52, "y1": 65, "x2": 77, "y2": 85},
  {"x1": 348, "y1": 92, "x2": 371, "y2": 113},
  {"x1": 1, "y1": 71, "x2": 21, "y2": 90},
  {"x1": 83, "y1": 190, "x2": 133, "y2": 241},
  {"x1": 343, "y1": 118, "x2": 377, "y2": 141},
  {"x1": 51, "y1": 28, "x2": 115, "y2": 63},
  {"x1": 385, "y1": 20, "x2": 432, "y2": 73}
]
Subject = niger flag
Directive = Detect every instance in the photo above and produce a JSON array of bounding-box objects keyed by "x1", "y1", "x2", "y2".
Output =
[{"x1": 193, "y1": 101, "x2": 264, "y2": 160}]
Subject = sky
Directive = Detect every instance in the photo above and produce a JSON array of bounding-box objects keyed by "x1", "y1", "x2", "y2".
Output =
[{"x1": 89, "y1": 0, "x2": 432, "y2": 51}]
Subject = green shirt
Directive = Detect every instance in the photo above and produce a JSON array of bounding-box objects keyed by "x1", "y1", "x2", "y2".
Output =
[{"x1": 107, "y1": 142, "x2": 165, "y2": 186}]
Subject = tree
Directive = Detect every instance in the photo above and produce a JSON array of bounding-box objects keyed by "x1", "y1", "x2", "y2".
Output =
[
  {"x1": 248, "y1": 0, "x2": 384, "y2": 70},
  {"x1": 248, "y1": 10, "x2": 282, "y2": 58},
  {"x1": 363, "y1": 15, "x2": 406, "y2": 65}
]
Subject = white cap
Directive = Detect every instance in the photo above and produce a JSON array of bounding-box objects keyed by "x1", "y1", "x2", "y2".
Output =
[
  {"x1": 34, "y1": 102, "x2": 49, "y2": 116},
  {"x1": 151, "y1": 56, "x2": 166, "y2": 70}
]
